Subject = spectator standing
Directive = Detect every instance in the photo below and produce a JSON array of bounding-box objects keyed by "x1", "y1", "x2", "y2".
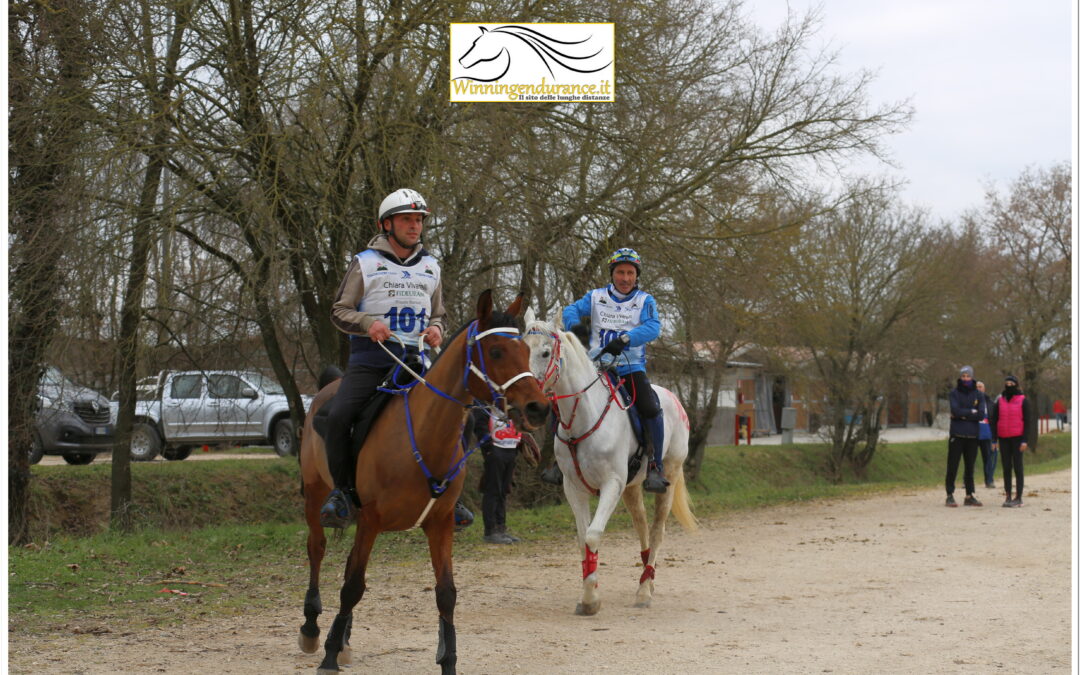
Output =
[
  {"x1": 1052, "y1": 399, "x2": 1067, "y2": 431},
  {"x1": 945, "y1": 366, "x2": 985, "y2": 507},
  {"x1": 472, "y1": 407, "x2": 525, "y2": 544},
  {"x1": 976, "y1": 381, "x2": 997, "y2": 489},
  {"x1": 991, "y1": 375, "x2": 1037, "y2": 508}
]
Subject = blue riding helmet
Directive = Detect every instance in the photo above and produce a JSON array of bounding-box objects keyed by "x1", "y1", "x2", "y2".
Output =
[{"x1": 607, "y1": 247, "x2": 642, "y2": 276}]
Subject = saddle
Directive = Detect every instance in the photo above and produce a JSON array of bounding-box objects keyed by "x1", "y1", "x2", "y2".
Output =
[
  {"x1": 604, "y1": 371, "x2": 649, "y2": 481},
  {"x1": 311, "y1": 361, "x2": 422, "y2": 454}
]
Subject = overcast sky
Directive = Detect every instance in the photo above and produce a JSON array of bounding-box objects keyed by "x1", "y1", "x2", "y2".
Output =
[{"x1": 748, "y1": 1, "x2": 1074, "y2": 225}]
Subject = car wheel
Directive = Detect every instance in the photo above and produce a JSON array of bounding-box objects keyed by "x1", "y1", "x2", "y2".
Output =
[
  {"x1": 162, "y1": 446, "x2": 192, "y2": 461},
  {"x1": 29, "y1": 432, "x2": 45, "y2": 465},
  {"x1": 62, "y1": 452, "x2": 95, "y2": 465},
  {"x1": 130, "y1": 423, "x2": 162, "y2": 461},
  {"x1": 273, "y1": 418, "x2": 295, "y2": 457}
]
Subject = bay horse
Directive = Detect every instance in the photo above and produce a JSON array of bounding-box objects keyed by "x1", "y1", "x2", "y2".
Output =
[
  {"x1": 298, "y1": 291, "x2": 549, "y2": 674},
  {"x1": 523, "y1": 310, "x2": 697, "y2": 615}
]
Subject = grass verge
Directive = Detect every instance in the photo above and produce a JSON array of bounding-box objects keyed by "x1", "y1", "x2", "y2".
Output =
[{"x1": 9, "y1": 433, "x2": 1071, "y2": 634}]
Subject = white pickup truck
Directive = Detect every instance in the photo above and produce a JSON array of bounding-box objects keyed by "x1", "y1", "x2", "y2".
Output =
[{"x1": 118, "y1": 370, "x2": 312, "y2": 461}]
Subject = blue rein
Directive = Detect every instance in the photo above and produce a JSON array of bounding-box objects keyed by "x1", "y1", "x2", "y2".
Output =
[{"x1": 378, "y1": 320, "x2": 525, "y2": 500}]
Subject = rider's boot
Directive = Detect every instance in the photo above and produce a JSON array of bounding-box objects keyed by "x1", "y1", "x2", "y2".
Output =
[
  {"x1": 320, "y1": 420, "x2": 357, "y2": 529},
  {"x1": 641, "y1": 414, "x2": 669, "y2": 494},
  {"x1": 454, "y1": 500, "x2": 474, "y2": 531},
  {"x1": 540, "y1": 461, "x2": 564, "y2": 485}
]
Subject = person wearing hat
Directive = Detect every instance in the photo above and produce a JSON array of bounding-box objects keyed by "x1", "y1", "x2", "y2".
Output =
[
  {"x1": 319, "y1": 188, "x2": 448, "y2": 528},
  {"x1": 556, "y1": 247, "x2": 669, "y2": 493},
  {"x1": 990, "y1": 375, "x2": 1037, "y2": 507},
  {"x1": 945, "y1": 365, "x2": 986, "y2": 507}
]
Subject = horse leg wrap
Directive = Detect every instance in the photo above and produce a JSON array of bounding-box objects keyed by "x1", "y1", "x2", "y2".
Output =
[
  {"x1": 435, "y1": 616, "x2": 457, "y2": 671},
  {"x1": 581, "y1": 545, "x2": 599, "y2": 580},
  {"x1": 640, "y1": 548, "x2": 651, "y2": 567},
  {"x1": 301, "y1": 588, "x2": 322, "y2": 639},
  {"x1": 639, "y1": 564, "x2": 656, "y2": 584}
]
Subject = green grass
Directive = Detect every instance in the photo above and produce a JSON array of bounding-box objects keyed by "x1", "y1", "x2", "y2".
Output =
[{"x1": 9, "y1": 433, "x2": 1072, "y2": 634}]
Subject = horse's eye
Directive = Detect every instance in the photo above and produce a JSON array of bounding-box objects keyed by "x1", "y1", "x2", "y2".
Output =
[
  {"x1": 542, "y1": 350, "x2": 551, "y2": 359},
  {"x1": 489, "y1": 347, "x2": 503, "y2": 359}
]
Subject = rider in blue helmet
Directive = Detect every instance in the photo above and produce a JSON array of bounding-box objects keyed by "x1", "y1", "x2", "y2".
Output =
[{"x1": 545, "y1": 247, "x2": 669, "y2": 493}]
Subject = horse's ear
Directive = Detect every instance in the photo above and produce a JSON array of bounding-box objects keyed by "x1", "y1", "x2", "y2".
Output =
[
  {"x1": 476, "y1": 289, "x2": 494, "y2": 327},
  {"x1": 479, "y1": 26, "x2": 488, "y2": 33},
  {"x1": 506, "y1": 293, "x2": 525, "y2": 318},
  {"x1": 523, "y1": 307, "x2": 536, "y2": 327}
]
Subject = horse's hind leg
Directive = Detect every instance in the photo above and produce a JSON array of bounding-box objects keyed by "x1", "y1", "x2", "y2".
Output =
[
  {"x1": 425, "y1": 516, "x2": 457, "y2": 675},
  {"x1": 317, "y1": 525, "x2": 377, "y2": 674},
  {"x1": 622, "y1": 483, "x2": 654, "y2": 608},
  {"x1": 639, "y1": 464, "x2": 680, "y2": 607},
  {"x1": 300, "y1": 489, "x2": 329, "y2": 654}
]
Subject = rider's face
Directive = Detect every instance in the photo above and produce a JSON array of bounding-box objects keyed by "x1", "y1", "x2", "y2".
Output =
[
  {"x1": 611, "y1": 263, "x2": 638, "y2": 294},
  {"x1": 385, "y1": 212, "x2": 424, "y2": 248}
]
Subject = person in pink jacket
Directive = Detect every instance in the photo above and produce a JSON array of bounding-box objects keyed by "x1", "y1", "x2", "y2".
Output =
[{"x1": 990, "y1": 375, "x2": 1037, "y2": 507}]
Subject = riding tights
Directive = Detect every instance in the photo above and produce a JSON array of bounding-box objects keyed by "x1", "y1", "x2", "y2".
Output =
[
  {"x1": 324, "y1": 362, "x2": 391, "y2": 489},
  {"x1": 999, "y1": 436, "x2": 1025, "y2": 499}
]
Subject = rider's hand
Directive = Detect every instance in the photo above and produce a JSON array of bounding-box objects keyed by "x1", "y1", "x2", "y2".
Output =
[
  {"x1": 600, "y1": 334, "x2": 630, "y2": 357},
  {"x1": 368, "y1": 320, "x2": 392, "y2": 342},
  {"x1": 420, "y1": 324, "x2": 442, "y2": 348}
]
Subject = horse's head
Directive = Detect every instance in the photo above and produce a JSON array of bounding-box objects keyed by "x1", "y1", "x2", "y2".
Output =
[
  {"x1": 465, "y1": 290, "x2": 550, "y2": 430},
  {"x1": 523, "y1": 309, "x2": 562, "y2": 393},
  {"x1": 458, "y1": 26, "x2": 505, "y2": 69}
]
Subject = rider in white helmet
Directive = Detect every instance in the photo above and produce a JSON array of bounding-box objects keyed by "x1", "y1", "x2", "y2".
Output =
[
  {"x1": 544, "y1": 247, "x2": 670, "y2": 493},
  {"x1": 319, "y1": 188, "x2": 448, "y2": 527}
]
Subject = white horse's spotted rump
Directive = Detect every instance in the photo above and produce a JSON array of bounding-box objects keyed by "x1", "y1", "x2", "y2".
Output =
[{"x1": 524, "y1": 310, "x2": 697, "y2": 614}]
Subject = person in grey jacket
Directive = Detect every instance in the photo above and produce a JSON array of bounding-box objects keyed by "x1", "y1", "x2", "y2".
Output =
[{"x1": 945, "y1": 365, "x2": 986, "y2": 507}]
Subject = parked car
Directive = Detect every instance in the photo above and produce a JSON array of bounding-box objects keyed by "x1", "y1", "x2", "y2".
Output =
[
  {"x1": 31, "y1": 366, "x2": 116, "y2": 465},
  {"x1": 114, "y1": 370, "x2": 312, "y2": 461}
]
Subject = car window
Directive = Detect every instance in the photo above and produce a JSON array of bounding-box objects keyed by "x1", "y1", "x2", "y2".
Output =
[
  {"x1": 170, "y1": 375, "x2": 203, "y2": 399},
  {"x1": 208, "y1": 374, "x2": 245, "y2": 399}
]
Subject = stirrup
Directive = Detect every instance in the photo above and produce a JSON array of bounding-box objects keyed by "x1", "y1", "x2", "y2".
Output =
[
  {"x1": 540, "y1": 462, "x2": 564, "y2": 486},
  {"x1": 319, "y1": 488, "x2": 355, "y2": 529},
  {"x1": 642, "y1": 464, "x2": 669, "y2": 494}
]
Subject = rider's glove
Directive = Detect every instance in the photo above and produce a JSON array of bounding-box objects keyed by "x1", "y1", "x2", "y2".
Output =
[{"x1": 600, "y1": 334, "x2": 630, "y2": 357}]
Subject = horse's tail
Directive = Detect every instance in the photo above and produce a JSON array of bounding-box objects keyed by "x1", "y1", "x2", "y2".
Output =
[
  {"x1": 318, "y1": 364, "x2": 344, "y2": 390},
  {"x1": 669, "y1": 468, "x2": 698, "y2": 533}
]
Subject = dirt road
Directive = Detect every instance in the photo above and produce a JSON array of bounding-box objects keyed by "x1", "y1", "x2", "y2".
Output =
[{"x1": 10, "y1": 469, "x2": 1072, "y2": 674}]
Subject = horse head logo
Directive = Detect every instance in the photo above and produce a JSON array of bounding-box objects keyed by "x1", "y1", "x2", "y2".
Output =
[{"x1": 456, "y1": 25, "x2": 612, "y2": 83}]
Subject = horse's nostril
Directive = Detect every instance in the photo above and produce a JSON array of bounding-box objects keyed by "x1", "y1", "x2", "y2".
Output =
[{"x1": 525, "y1": 401, "x2": 551, "y2": 423}]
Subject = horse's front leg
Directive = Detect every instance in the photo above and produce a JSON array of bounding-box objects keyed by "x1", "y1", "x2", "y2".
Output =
[
  {"x1": 569, "y1": 477, "x2": 625, "y2": 616},
  {"x1": 300, "y1": 478, "x2": 334, "y2": 655},
  {"x1": 425, "y1": 512, "x2": 457, "y2": 675},
  {"x1": 316, "y1": 524, "x2": 376, "y2": 674}
]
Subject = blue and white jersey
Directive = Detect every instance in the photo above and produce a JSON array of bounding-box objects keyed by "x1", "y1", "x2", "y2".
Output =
[
  {"x1": 353, "y1": 249, "x2": 441, "y2": 346},
  {"x1": 562, "y1": 285, "x2": 660, "y2": 375}
]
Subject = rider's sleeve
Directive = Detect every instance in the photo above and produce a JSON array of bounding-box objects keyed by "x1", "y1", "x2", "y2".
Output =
[
  {"x1": 428, "y1": 278, "x2": 446, "y2": 333},
  {"x1": 562, "y1": 292, "x2": 592, "y2": 330},
  {"x1": 625, "y1": 295, "x2": 660, "y2": 347},
  {"x1": 331, "y1": 257, "x2": 376, "y2": 336}
]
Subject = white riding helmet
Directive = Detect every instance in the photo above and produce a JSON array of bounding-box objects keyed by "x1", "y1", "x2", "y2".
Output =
[{"x1": 378, "y1": 188, "x2": 430, "y2": 224}]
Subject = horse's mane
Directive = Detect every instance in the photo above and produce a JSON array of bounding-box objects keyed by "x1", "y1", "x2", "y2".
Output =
[
  {"x1": 492, "y1": 25, "x2": 611, "y2": 74},
  {"x1": 431, "y1": 310, "x2": 520, "y2": 365}
]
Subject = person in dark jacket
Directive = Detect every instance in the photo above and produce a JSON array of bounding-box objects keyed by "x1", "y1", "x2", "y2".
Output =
[
  {"x1": 990, "y1": 374, "x2": 1037, "y2": 508},
  {"x1": 945, "y1": 365, "x2": 986, "y2": 507}
]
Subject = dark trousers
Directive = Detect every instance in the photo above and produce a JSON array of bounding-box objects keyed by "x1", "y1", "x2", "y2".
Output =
[
  {"x1": 999, "y1": 436, "x2": 1025, "y2": 498},
  {"x1": 945, "y1": 436, "x2": 979, "y2": 496},
  {"x1": 325, "y1": 362, "x2": 390, "y2": 489},
  {"x1": 480, "y1": 445, "x2": 518, "y2": 535},
  {"x1": 626, "y1": 371, "x2": 664, "y2": 465},
  {"x1": 978, "y1": 438, "x2": 997, "y2": 485}
]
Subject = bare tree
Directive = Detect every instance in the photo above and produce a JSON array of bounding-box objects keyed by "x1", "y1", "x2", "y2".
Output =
[{"x1": 8, "y1": 0, "x2": 100, "y2": 544}]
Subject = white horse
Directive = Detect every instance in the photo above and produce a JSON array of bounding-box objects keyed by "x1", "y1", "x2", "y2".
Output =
[{"x1": 523, "y1": 311, "x2": 697, "y2": 615}]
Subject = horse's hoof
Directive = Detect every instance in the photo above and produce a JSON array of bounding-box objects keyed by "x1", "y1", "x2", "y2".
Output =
[
  {"x1": 298, "y1": 632, "x2": 319, "y2": 654},
  {"x1": 575, "y1": 600, "x2": 601, "y2": 616},
  {"x1": 633, "y1": 598, "x2": 652, "y2": 609},
  {"x1": 338, "y1": 645, "x2": 352, "y2": 665}
]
